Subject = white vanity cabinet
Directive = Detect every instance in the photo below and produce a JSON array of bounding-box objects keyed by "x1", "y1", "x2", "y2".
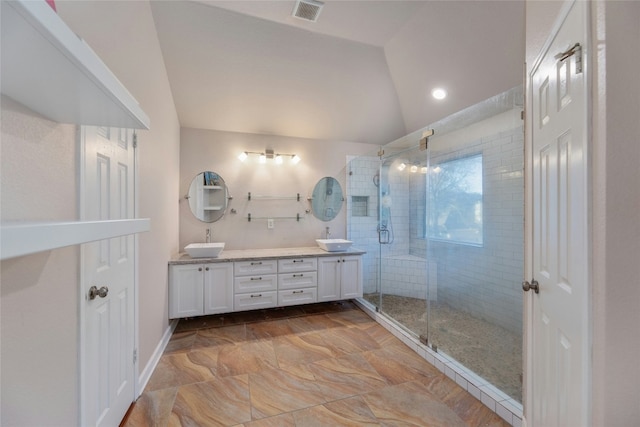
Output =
[
  {"x1": 169, "y1": 262, "x2": 233, "y2": 318},
  {"x1": 169, "y1": 249, "x2": 364, "y2": 319},
  {"x1": 277, "y1": 258, "x2": 318, "y2": 306},
  {"x1": 317, "y1": 255, "x2": 363, "y2": 302},
  {"x1": 233, "y1": 260, "x2": 278, "y2": 311}
]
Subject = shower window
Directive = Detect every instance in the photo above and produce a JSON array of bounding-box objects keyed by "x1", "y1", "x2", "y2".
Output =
[{"x1": 426, "y1": 153, "x2": 483, "y2": 245}]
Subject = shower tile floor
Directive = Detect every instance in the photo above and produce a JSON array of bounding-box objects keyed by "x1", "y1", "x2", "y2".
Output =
[
  {"x1": 363, "y1": 293, "x2": 522, "y2": 402},
  {"x1": 123, "y1": 301, "x2": 509, "y2": 426}
]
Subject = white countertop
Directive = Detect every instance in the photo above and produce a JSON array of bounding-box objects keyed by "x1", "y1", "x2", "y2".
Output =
[{"x1": 169, "y1": 246, "x2": 366, "y2": 265}]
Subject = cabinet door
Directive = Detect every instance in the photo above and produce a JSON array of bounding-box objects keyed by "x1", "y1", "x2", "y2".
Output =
[
  {"x1": 340, "y1": 256, "x2": 362, "y2": 299},
  {"x1": 204, "y1": 263, "x2": 233, "y2": 315},
  {"x1": 317, "y1": 256, "x2": 341, "y2": 302},
  {"x1": 169, "y1": 264, "x2": 204, "y2": 318}
]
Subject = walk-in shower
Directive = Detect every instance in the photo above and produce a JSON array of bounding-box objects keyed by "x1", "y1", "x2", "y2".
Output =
[{"x1": 347, "y1": 86, "x2": 524, "y2": 403}]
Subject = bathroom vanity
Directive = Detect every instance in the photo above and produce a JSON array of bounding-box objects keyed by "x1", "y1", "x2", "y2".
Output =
[{"x1": 168, "y1": 247, "x2": 364, "y2": 319}]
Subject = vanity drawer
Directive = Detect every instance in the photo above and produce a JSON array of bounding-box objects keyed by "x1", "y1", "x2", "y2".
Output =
[
  {"x1": 278, "y1": 271, "x2": 317, "y2": 290},
  {"x1": 278, "y1": 258, "x2": 317, "y2": 273},
  {"x1": 234, "y1": 291, "x2": 278, "y2": 311},
  {"x1": 278, "y1": 288, "x2": 317, "y2": 306},
  {"x1": 234, "y1": 260, "x2": 278, "y2": 276},
  {"x1": 234, "y1": 274, "x2": 277, "y2": 294}
]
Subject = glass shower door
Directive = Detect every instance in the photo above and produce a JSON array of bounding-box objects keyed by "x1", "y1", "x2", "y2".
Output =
[
  {"x1": 424, "y1": 104, "x2": 524, "y2": 402},
  {"x1": 376, "y1": 146, "x2": 430, "y2": 342}
]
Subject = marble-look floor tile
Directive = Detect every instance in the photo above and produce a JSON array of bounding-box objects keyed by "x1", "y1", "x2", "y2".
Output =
[
  {"x1": 309, "y1": 353, "x2": 389, "y2": 401},
  {"x1": 145, "y1": 352, "x2": 216, "y2": 392},
  {"x1": 417, "y1": 376, "x2": 509, "y2": 427},
  {"x1": 327, "y1": 307, "x2": 377, "y2": 327},
  {"x1": 286, "y1": 313, "x2": 344, "y2": 334},
  {"x1": 217, "y1": 340, "x2": 278, "y2": 377},
  {"x1": 272, "y1": 332, "x2": 340, "y2": 367},
  {"x1": 292, "y1": 395, "x2": 380, "y2": 426},
  {"x1": 361, "y1": 323, "x2": 402, "y2": 347},
  {"x1": 130, "y1": 303, "x2": 509, "y2": 427},
  {"x1": 318, "y1": 324, "x2": 381, "y2": 355},
  {"x1": 122, "y1": 387, "x2": 177, "y2": 427},
  {"x1": 239, "y1": 412, "x2": 296, "y2": 427},
  {"x1": 174, "y1": 314, "x2": 224, "y2": 332},
  {"x1": 164, "y1": 331, "x2": 197, "y2": 354},
  {"x1": 249, "y1": 364, "x2": 326, "y2": 419},
  {"x1": 169, "y1": 375, "x2": 251, "y2": 427},
  {"x1": 246, "y1": 318, "x2": 295, "y2": 340},
  {"x1": 193, "y1": 324, "x2": 249, "y2": 349},
  {"x1": 363, "y1": 381, "x2": 468, "y2": 427},
  {"x1": 363, "y1": 345, "x2": 439, "y2": 385}
]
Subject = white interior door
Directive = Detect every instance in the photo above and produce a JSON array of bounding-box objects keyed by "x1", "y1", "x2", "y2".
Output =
[
  {"x1": 529, "y1": 1, "x2": 590, "y2": 425},
  {"x1": 81, "y1": 126, "x2": 136, "y2": 427}
]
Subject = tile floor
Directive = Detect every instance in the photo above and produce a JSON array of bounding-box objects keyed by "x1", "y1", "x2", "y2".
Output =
[{"x1": 123, "y1": 301, "x2": 509, "y2": 426}]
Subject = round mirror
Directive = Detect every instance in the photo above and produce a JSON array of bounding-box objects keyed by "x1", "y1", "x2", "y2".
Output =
[
  {"x1": 311, "y1": 177, "x2": 343, "y2": 221},
  {"x1": 187, "y1": 171, "x2": 229, "y2": 222}
]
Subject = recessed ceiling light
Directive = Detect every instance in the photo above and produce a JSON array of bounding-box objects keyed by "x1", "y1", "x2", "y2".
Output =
[{"x1": 432, "y1": 88, "x2": 447, "y2": 100}]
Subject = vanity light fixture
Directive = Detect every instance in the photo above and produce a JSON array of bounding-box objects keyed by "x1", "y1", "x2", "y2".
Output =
[
  {"x1": 410, "y1": 165, "x2": 418, "y2": 173},
  {"x1": 397, "y1": 162, "x2": 406, "y2": 171},
  {"x1": 421, "y1": 166, "x2": 428, "y2": 174},
  {"x1": 237, "y1": 149, "x2": 301, "y2": 165}
]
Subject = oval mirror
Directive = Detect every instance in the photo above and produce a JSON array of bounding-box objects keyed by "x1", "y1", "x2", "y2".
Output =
[
  {"x1": 311, "y1": 177, "x2": 343, "y2": 221},
  {"x1": 187, "y1": 171, "x2": 229, "y2": 223}
]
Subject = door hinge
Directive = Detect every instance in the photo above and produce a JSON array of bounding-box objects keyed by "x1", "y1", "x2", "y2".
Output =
[
  {"x1": 555, "y1": 42, "x2": 582, "y2": 74},
  {"x1": 420, "y1": 129, "x2": 434, "y2": 151},
  {"x1": 133, "y1": 349, "x2": 138, "y2": 364}
]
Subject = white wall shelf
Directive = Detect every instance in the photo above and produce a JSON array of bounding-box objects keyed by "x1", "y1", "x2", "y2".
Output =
[
  {"x1": 0, "y1": 219, "x2": 151, "y2": 260},
  {"x1": 0, "y1": 0, "x2": 150, "y2": 129}
]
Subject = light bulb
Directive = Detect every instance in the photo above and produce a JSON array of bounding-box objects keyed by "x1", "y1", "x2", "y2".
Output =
[
  {"x1": 421, "y1": 167, "x2": 428, "y2": 174},
  {"x1": 275, "y1": 154, "x2": 283, "y2": 164},
  {"x1": 291, "y1": 155, "x2": 301, "y2": 165},
  {"x1": 238, "y1": 152, "x2": 248, "y2": 162},
  {"x1": 259, "y1": 154, "x2": 266, "y2": 164},
  {"x1": 410, "y1": 165, "x2": 418, "y2": 173},
  {"x1": 397, "y1": 163, "x2": 406, "y2": 171},
  {"x1": 432, "y1": 88, "x2": 447, "y2": 100}
]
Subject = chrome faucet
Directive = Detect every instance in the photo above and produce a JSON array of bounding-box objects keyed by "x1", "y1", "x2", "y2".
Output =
[
  {"x1": 325, "y1": 226, "x2": 331, "y2": 239},
  {"x1": 206, "y1": 228, "x2": 211, "y2": 243}
]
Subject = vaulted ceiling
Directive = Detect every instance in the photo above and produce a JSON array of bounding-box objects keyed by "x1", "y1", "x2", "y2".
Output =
[{"x1": 81, "y1": 1, "x2": 523, "y2": 146}]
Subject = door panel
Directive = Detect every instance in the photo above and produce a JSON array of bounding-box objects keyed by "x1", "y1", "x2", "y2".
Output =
[
  {"x1": 82, "y1": 126, "x2": 136, "y2": 427},
  {"x1": 530, "y1": 1, "x2": 589, "y2": 425}
]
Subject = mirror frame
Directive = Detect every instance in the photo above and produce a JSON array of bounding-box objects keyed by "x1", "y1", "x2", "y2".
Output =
[
  {"x1": 311, "y1": 176, "x2": 343, "y2": 221},
  {"x1": 187, "y1": 171, "x2": 229, "y2": 223}
]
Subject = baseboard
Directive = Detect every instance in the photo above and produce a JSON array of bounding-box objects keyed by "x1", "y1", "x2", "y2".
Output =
[{"x1": 136, "y1": 318, "x2": 178, "y2": 397}]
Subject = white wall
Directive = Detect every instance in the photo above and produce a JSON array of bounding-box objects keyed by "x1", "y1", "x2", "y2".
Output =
[
  {"x1": 591, "y1": 1, "x2": 640, "y2": 424},
  {"x1": 180, "y1": 128, "x2": 375, "y2": 250},
  {"x1": 525, "y1": 0, "x2": 640, "y2": 423},
  {"x1": 56, "y1": 0, "x2": 181, "y2": 389},
  {"x1": 0, "y1": 97, "x2": 80, "y2": 425}
]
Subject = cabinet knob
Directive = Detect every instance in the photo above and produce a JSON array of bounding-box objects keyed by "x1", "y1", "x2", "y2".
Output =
[
  {"x1": 198, "y1": 267, "x2": 203, "y2": 271},
  {"x1": 205, "y1": 267, "x2": 210, "y2": 271}
]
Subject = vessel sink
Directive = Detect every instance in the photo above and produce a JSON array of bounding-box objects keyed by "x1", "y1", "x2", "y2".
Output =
[
  {"x1": 184, "y1": 242, "x2": 225, "y2": 258},
  {"x1": 316, "y1": 239, "x2": 353, "y2": 252}
]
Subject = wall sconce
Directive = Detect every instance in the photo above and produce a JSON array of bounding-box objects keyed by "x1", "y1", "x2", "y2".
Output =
[{"x1": 238, "y1": 149, "x2": 301, "y2": 165}]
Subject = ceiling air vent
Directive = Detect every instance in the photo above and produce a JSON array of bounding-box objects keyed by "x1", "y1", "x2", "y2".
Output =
[{"x1": 292, "y1": 0, "x2": 324, "y2": 22}]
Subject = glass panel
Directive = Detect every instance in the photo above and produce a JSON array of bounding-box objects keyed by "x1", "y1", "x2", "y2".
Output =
[
  {"x1": 349, "y1": 86, "x2": 524, "y2": 404},
  {"x1": 426, "y1": 87, "x2": 524, "y2": 402}
]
